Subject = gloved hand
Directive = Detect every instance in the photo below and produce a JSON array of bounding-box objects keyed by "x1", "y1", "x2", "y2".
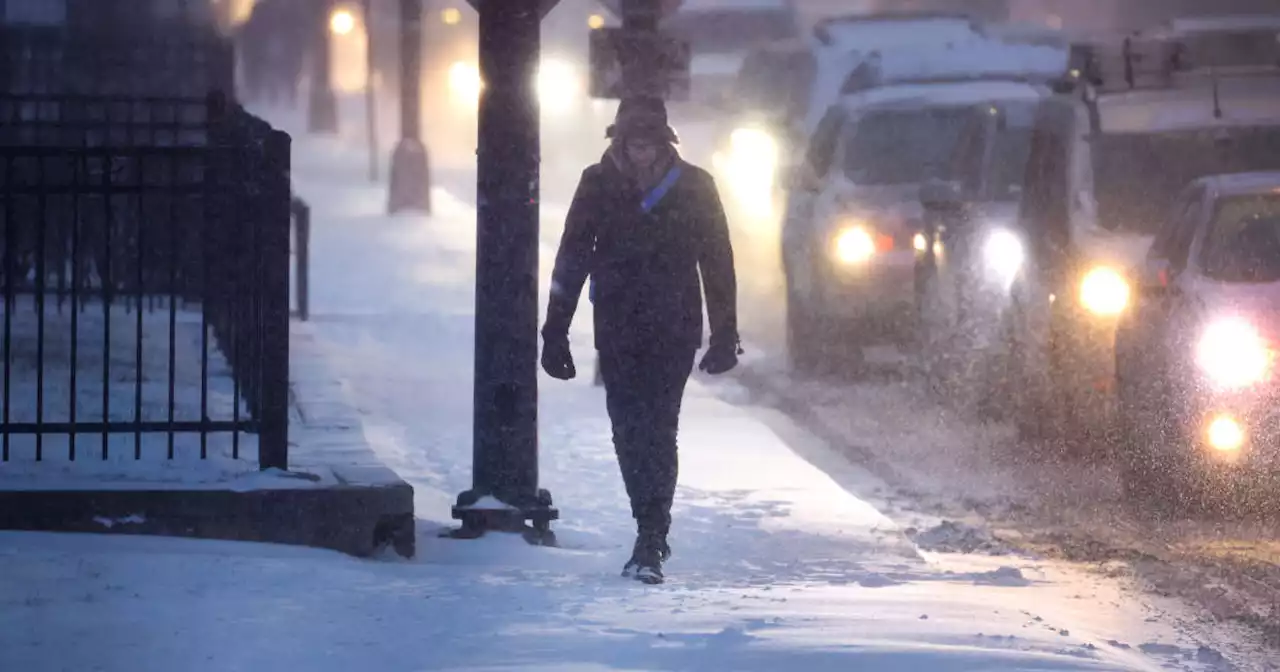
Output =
[
  {"x1": 699, "y1": 340, "x2": 741, "y2": 375},
  {"x1": 541, "y1": 336, "x2": 577, "y2": 380}
]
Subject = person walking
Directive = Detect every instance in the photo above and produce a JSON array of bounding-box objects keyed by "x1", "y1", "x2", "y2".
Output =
[{"x1": 540, "y1": 97, "x2": 741, "y2": 585}]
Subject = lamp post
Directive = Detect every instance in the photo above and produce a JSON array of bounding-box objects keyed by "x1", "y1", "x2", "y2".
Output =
[
  {"x1": 308, "y1": 0, "x2": 340, "y2": 133},
  {"x1": 387, "y1": 0, "x2": 431, "y2": 213},
  {"x1": 450, "y1": 0, "x2": 560, "y2": 545},
  {"x1": 363, "y1": 0, "x2": 379, "y2": 181}
]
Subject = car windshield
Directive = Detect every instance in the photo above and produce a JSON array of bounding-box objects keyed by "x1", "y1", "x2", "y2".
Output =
[
  {"x1": 842, "y1": 107, "x2": 972, "y2": 185},
  {"x1": 1200, "y1": 194, "x2": 1280, "y2": 283},
  {"x1": 1092, "y1": 128, "x2": 1280, "y2": 234},
  {"x1": 961, "y1": 102, "x2": 1036, "y2": 201},
  {"x1": 661, "y1": 10, "x2": 796, "y2": 55}
]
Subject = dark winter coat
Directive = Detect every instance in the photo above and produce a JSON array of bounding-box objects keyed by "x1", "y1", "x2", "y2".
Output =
[{"x1": 542, "y1": 151, "x2": 738, "y2": 353}]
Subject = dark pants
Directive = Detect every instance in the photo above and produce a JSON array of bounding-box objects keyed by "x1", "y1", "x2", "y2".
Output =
[{"x1": 598, "y1": 345, "x2": 697, "y2": 537}]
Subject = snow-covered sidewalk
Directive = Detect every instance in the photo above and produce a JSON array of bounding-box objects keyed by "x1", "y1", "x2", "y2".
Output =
[{"x1": 0, "y1": 130, "x2": 1245, "y2": 672}]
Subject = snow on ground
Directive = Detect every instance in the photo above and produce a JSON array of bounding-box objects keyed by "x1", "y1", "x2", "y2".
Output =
[{"x1": 0, "y1": 110, "x2": 1261, "y2": 671}]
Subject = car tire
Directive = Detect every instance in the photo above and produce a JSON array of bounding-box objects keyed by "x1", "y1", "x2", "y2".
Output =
[
  {"x1": 1004, "y1": 298, "x2": 1060, "y2": 444},
  {"x1": 786, "y1": 281, "x2": 825, "y2": 376},
  {"x1": 916, "y1": 265, "x2": 959, "y2": 401},
  {"x1": 1116, "y1": 379, "x2": 1205, "y2": 518}
]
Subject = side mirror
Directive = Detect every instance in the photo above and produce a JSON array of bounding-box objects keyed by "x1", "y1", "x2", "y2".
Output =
[{"x1": 919, "y1": 179, "x2": 964, "y2": 212}]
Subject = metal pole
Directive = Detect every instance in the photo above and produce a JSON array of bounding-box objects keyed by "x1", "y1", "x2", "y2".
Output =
[
  {"x1": 387, "y1": 0, "x2": 431, "y2": 213},
  {"x1": 450, "y1": 0, "x2": 558, "y2": 543},
  {"x1": 364, "y1": 0, "x2": 379, "y2": 181},
  {"x1": 308, "y1": 0, "x2": 340, "y2": 133}
]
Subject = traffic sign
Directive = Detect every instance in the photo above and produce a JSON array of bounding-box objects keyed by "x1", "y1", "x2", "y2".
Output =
[{"x1": 588, "y1": 27, "x2": 691, "y2": 100}]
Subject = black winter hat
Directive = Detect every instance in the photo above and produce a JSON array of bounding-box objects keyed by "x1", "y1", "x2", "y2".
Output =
[{"x1": 606, "y1": 96, "x2": 679, "y2": 144}]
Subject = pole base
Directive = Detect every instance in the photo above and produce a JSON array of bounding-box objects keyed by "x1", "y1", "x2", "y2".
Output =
[
  {"x1": 446, "y1": 488, "x2": 558, "y2": 546},
  {"x1": 388, "y1": 138, "x2": 432, "y2": 215},
  {"x1": 307, "y1": 87, "x2": 339, "y2": 134}
]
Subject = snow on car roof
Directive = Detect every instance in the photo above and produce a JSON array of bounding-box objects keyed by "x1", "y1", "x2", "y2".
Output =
[
  {"x1": 816, "y1": 17, "x2": 980, "y2": 51},
  {"x1": 841, "y1": 79, "x2": 1046, "y2": 111},
  {"x1": 1168, "y1": 14, "x2": 1280, "y2": 34},
  {"x1": 1203, "y1": 171, "x2": 1280, "y2": 196},
  {"x1": 675, "y1": 0, "x2": 790, "y2": 12},
  {"x1": 850, "y1": 41, "x2": 1069, "y2": 91},
  {"x1": 1099, "y1": 76, "x2": 1280, "y2": 133}
]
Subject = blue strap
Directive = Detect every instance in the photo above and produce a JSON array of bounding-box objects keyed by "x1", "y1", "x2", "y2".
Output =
[
  {"x1": 590, "y1": 165, "x2": 684, "y2": 305},
  {"x1": 641, "y1": 165, "x2": 683, "y2": 213}
]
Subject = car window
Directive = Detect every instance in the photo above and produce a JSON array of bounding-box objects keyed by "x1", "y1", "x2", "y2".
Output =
[
  {"x1": 1018, "y1": 124, "x2": 1070, "y2": 256},
  {"x1": 1199, "y1": 194, "x2": 1280, "y2": 282},
  {"x1": 841, "y1": 106, "x2": 972, "y2": 185},
  {"x1": 1149, "y1": 188, "x2": 1199, "y2": 261},
  {"x1": 1166, "y1": 196, "x2": 1204, "y2": 270},
  {"x1": 805, "y1": 106, "x2": 846, "y2": 178}
]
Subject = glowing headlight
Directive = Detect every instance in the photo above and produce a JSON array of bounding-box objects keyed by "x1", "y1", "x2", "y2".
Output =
[
  {"x1": 982, "y1": 228, "x2": 1023, "y2": 283},
  {"x1": 728, "y1": 127, "x2": 778, "y2": 168},
  {"x1": 1206, "y1": 415, "x2": 1246, "y2": 452},
  {"x1": 448, "y1": 61, "x2": 483, "y2": 105},
  {"x1": 329, "y1": 8, "x2": 356, "y2": 35},
  {"x1": 1195, "y1": 317, "x2": 1271, "y2": 389},
  {"x1": 834, "y1": 226, "x2": 876, "y2": 265},
  {"x1": 537, "y1": 57, "x2": 580, "y2": 115},
  {"x1": 1079, "y1": 266, "x2": 1129, "y2": 316}
]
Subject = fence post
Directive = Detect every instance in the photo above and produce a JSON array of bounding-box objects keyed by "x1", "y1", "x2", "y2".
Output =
[
  {"x1": 259, "y1": 130, "x2": 293, "y2": 471},
  {"x1": 292, "y1": 196, "x2": 311, "y2": 321}
]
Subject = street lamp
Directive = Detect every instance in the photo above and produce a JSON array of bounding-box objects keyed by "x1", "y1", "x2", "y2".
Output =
[
  {"x1": 308, "y1": 0, "x2": 340, "y2": 133},
  {"x1": 330, "y1": 7, "x2": 356, "y2": 35},
  {"x1": 387, "y1": 0, "x2": 431, "y2": 214}
]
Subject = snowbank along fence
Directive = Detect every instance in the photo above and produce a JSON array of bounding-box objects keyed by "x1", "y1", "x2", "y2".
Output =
[{"x1": 0, "y1": 23, "x2": 293, "y2": 470}]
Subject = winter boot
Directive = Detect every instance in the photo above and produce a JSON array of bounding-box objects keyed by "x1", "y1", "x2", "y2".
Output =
[
  {"x1": 631, "y1": 529, "x2": 668, "y2": 585},
  {"x1": 621, "y1": 534, "x2": 644, "y2": 578}
]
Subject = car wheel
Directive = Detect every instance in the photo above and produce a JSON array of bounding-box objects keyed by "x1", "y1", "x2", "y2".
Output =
[
  {"x1": 785, "y1": 277, "x2": 825, "y2": 376},
  {"x1": 916, "y1": 265, "x2": 957, "y2": 400},
  {"x1": 1117, "y1": 379, "x2": 1205, "y2": 518},
  {"x1": 1004, "y1": 298, "x2": 1059, "y2": 444}
]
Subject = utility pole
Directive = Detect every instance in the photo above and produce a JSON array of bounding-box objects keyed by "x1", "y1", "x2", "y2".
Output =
[
  {"x1": 387, "y1": 0, "x2": 431, "y2": 213},
  {"x1": 363, "y1": 0, "x2": 379, "y2": 181},
  {"x1": 308, "y1": 0, "x2": 339, "y2": 133},
  {"x1": 450, "y1": 0, "x2": 560, "y2": 545}
]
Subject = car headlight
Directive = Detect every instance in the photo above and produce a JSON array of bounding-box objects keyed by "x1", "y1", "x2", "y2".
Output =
[
  {"x1": 982, "y1": 228, "x2": 1023, "y2": 284},
  {"x1": 448, "y1": 60, "x2": 483, "y2": 105},
  {"x1": 537, "y1": 57, "x2": 580, "y2": 115},
  {"x1": 834, "y1": 225, "x2": 876, "y2": 265},
  {"x1": 1079, "y1": 266, "x2": 1129, "y2": 316},
  {"x1": 1195, "y1": 317, "x2": 1271, "y2": 389},
  {"x1": 728, "y1": 127, "x2": 778, "y2": 169}
]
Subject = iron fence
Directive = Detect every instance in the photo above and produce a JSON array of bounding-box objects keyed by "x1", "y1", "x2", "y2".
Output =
[
  {"x1": 0, "y1": 23, "x2": 291, "y2": 470},
  {"x1": 1, "y1": 24, "x2": 234, "y2": 98}
]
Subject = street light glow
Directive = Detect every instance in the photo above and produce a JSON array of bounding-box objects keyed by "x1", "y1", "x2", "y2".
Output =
[
  {"x1": 588, "y1": 14, "x2": 604, "y2": 29},
  {"x1": 442, "y1": 7, "x2": 462, "y2": 25},
  {"x1": 329, "y1": 8, "x2": 355, "y2": 36}
]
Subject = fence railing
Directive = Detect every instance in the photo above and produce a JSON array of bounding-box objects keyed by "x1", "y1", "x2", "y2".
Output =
[
  {"x1": 291, "y1": 195, "x2": 311, "y2": 322},
  {"x1": 0, "y1": 26, "x2": 292, "y2": 471}
]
